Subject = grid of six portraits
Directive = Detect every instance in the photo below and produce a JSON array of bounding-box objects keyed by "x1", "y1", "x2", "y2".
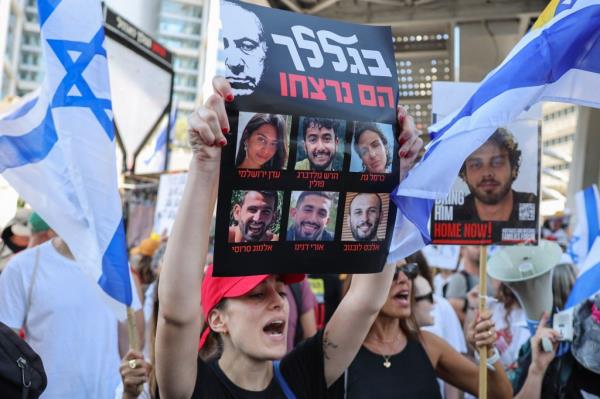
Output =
[{"x1": 223, "y1": 111, "x2": 400, "y2": 246}]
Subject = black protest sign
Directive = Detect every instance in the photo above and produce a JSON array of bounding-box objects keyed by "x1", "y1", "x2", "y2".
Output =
[{"x1": 213, "y1": 0, "x2": 399, "y2": 276}]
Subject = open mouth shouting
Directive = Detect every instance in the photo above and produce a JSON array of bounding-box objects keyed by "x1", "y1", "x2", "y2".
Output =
[
  {"x1": 262, "y1": 319, "x2": 286, "y2": 342},
  {"x1": 392, "y1": 289, "x2": 410, "y2": 307}
]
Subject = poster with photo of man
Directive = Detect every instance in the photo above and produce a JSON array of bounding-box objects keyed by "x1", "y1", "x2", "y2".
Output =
[
  {"x1": 430, "y1": 82, "x2": 540, "y2": 245},
  {"x1": 213, "y1": 0, "x2": 401, "y2": 276},
  {"x1": 295, "y1": 117, "x2": 345, "y2": 171}
]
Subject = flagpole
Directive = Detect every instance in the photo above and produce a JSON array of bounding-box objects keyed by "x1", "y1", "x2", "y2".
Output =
[
  {"x1": 127, "y1": 306, "x2": 139, "y2": 351},
  {"x1": 478, "y1": 245, "x2": 488, "y2": 399}
]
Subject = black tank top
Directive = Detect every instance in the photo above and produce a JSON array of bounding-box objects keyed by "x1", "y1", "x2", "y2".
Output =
[{"x1": 337, "y1": 339, "x2": 442, "y2": 399}]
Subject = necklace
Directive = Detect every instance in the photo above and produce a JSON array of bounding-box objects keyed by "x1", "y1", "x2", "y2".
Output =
[{"x1": 382, "y1": 354, "x2": 392, "y2": 368}]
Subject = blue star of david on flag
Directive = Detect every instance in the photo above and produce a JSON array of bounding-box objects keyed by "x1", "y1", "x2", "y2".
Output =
[
  {"x1": 48, "y1": 28, "x2": 114, "y2": 140},
  {"x1": 0, "y1": 0, "x2": 135, "y2": 316}
]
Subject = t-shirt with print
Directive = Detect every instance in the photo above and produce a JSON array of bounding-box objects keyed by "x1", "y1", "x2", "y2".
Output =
[{"x1": 191, "y1": 330, "x2": 327, "y2": 398}]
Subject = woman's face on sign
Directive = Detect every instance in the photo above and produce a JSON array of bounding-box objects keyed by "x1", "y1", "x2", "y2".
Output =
[
  {"x1": 358, "y1": 130, "x2": 387, "y2": 173},
  {"x1": 245, "y1": 124, "x2": 279, "y2": 168}
]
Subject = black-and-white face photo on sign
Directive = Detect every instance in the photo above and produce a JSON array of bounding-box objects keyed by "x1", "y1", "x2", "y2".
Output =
[{"x1": 220, "y1": 1, "x2": 267, "y2": 96}]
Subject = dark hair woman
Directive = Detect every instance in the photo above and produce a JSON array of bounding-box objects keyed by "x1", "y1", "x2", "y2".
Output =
[
  {"x1": 235, "y1": 113, "x2": 288, "y2": 170},
  {"x1": 328, "y1": 262, "x2": 513, "y2": 399}
]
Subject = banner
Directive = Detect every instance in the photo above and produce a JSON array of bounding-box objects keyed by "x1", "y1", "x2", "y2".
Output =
[
  {"x1": 429, "y1": 82, "x2": 541, "y2": 245},
  {"x1": 213, "y1": 0, "x2": 398, "y2": 275},
  {"x1": 154, "y1": 172, "x2": 188, "y2": 236}
]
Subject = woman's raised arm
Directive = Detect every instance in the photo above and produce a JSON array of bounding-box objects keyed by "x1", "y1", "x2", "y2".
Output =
[{"x1": 156, "y1": 77, "x2": 232, "y2": 399}]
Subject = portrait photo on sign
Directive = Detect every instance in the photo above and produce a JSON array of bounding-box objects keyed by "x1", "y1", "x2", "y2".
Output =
[
  {"x1": 286, "y1": 191, "x2": 339, "y2": 241},
  {"x1": 228, "y1": 190, "x2": 283, "y2": 243},
  {"x1": 235, "y1": 112, "x2": 292, "y2": 170},
  {"x1": 342, "y1": 192, "x2": 389, "y2": 242},
  {"x1": 219, "y1": 0, "x2": 267, "y2": 97},
  {"x1": 350, "y1": 122, "x2": 395, "y2": 174},
  {"x1": 294, "y1": 117, "x2": 346, "y2": 171},
  {"x1": 451, "y1": 125, "x2": 538, "y2": 223}
]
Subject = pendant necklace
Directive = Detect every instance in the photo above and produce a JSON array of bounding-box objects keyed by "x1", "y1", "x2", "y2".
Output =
[{"x1": 382, "y1": 355, "x2": 392, "y2": 368}]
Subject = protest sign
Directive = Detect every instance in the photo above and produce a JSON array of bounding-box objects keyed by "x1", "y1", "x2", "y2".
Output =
[
  {"x1": 213, "y1": 0, "x2": 399, "y2": 275},
  {"x1": 430, "y1": 82, "x2": 541, "y2": 245},
  {"x1": 154, "y1": 172, "x2": 188, "y2": 236}
]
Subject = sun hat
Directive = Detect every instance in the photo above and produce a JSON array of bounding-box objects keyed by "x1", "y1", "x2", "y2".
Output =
[{"x1": 199, "y1": 264, "x2": 304, "y2": 348}]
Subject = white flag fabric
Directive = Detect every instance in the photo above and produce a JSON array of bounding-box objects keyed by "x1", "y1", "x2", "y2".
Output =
[{"x1": 0, "y1": 0, "x2": 132, "y2": 316}]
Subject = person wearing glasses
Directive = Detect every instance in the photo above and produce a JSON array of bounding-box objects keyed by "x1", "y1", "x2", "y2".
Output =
[
  {"x1": 155, "y1": 77, "x2": 426, "y2": 399},
  {"x1": 235, "y1": 113, "x2": 288, "y2": 170},
  {"x1": 328, "y1": 262, "x2": 513, "y2": 399}
]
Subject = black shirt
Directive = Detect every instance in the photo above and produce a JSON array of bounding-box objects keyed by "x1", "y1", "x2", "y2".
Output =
[
  {"x1": 328, "y1": 339, "x2": 442, "y2": 399},
  {"x1": 191, "y1": 330, "x2": 327, "y2": 398},
  {"x1": 453, "y1": 190, "x2": 538, "y2": 223}
]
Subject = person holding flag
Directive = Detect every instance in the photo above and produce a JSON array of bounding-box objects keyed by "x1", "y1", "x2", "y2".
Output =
[
  {"x1": 391, "y1": 0, "x2": 600, "y2": 260},
  {"x1": 0, "y1": 0, "x2": 143, "y2": 396}
]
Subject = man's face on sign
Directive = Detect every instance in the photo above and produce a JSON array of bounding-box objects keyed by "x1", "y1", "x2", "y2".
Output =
[
  {"x1": 233, "y1": 192, "x2": 276, "y2": 242},
  {"x1": 221, "y1": 2, "x2": 266, "y2": 96},
  {"x1": 349, "y1": 194, "x2": 382, "y2": 241},
  {"x1": 291, "y1": 194, "x2": 331, "y2": 240},
  {"x1": 463, "y1": 141, "x2": 516, "y2": 205},
  {"x1": 304, "y1": 123, "x2": 338, "y2": 170}
]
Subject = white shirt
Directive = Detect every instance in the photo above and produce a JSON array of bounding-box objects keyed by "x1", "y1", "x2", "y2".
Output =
[
  {"x1": 490, "y1": 302, "x2": 530, "y2": 369},
  {"x1": 0, "y1": 241, "x2": 139, "y2": 399}
]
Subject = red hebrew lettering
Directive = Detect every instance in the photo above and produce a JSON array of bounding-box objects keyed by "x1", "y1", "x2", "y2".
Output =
[
  {"x1": 289, "y1": 74, "x2": 309, "y2": 98},
  {"x1": 325, "y1": 79, "x2": 343, "y2": 102},
  {"x1": 280, "y1": 72, "x2": 288, "y2": 97},
  {"x1": 308, "y1": 77, "x2": 327, "y2": 100},
  {"x1": 341, "y1": 82, "x2": 353, "y2": 103},
  {"x1": 358, "y1": 84, "x2": 377, "y2": 107},
  {"x1": 376, "y1": 86, "x2": 394, "y2": 109}
]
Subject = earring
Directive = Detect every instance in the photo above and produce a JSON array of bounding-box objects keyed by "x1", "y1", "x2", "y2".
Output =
[{"x1": 244, "y1": 143, "x2": 248, "y2": 152}]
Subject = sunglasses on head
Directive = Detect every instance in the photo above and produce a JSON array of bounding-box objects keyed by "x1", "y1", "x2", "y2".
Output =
[
  {"x1": 393, "y1": 262, "x2": 419, "y2": 281},
  {"x1": 415, "y1": 292, "x2": 434, "y2": 304}
]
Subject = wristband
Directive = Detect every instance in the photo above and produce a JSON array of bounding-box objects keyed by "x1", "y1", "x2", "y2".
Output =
[{"x1": 475, "y1": 347, "x2": 501, "y2": 371}]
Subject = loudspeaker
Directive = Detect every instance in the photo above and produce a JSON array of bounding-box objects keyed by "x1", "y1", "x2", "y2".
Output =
[{"x1": 488, "y1": 240, "x2": 562, "y2": 321}]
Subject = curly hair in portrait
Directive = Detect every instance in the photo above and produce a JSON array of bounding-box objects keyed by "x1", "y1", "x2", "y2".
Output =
[
  {"x1": 235, "y1": 113, "x2": 288, "y2": 169},
  {"x1": 353, "y1": 122, "x2": 393, "y2": 172},
  {"x1": 459, "y1": 127, "x2": 522, "y2": 181},
  {"x1": 300, "y1": 117, "x2": 340, "y2": 140}
]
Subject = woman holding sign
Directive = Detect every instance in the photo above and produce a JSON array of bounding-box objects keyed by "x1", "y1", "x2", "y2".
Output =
[
  {"x1": 235, "y1": 113, "x2": 288, "y2": 170},
  {"x1": 155, "y1": 76, "x2": 423, "y2": 398},
  {"x1": 329, "y1": 265, "x2": 513, "y2": 399}
]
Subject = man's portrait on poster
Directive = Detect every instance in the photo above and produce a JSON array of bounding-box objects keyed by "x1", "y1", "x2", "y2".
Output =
[
  {"x1": 350, "y1": 122, "x2": 394, "y2": 174},
  {"x1": 453, "y1": 128, "x2": 538, "y2": 222},
  {"x1": 287, "y1": 191, "x2": 339, "y2": 241},
  {"x1": 228, "y1": 190, "x2": 281, "y2": 243},
  {"x1": 342, "y1": 192, "x2": 388, "y2": 242},
  {"x1": 235, "y1": 112, "x2": 290, "y2": 170},
  {"x1": 295, "y1": 117, "x2": 345, "y2": 171},
  {"x1": 221, "y1": 1, "x2": 266, "y2": 96}
]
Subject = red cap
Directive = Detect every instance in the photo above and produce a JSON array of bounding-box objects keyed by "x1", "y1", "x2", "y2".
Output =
[{"x1": 199, "y1": 265, "x2": 304, "y2": 348}]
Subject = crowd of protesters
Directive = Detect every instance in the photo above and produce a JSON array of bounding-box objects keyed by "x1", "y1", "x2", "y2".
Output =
[{"x1": 0, "y1": 79, "x2": 598, "y2": 399}]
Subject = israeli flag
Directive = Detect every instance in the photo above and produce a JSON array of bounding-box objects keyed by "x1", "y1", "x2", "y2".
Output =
[
  {"x1": 0, "y1": 0, "x2": 132, "y2": 316},
  {"x1": 567, "y1": 185, "x2": 600, "y2": 266},
  {"x1": 144, "y1": 105, "x2": 178, "y2": 168},
  {"x1": 565, "y1": 236, "x2": 600, "y2": 308},
  {"x1": 391, "y1": 0, "x2": 600, "y2": 256}
]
